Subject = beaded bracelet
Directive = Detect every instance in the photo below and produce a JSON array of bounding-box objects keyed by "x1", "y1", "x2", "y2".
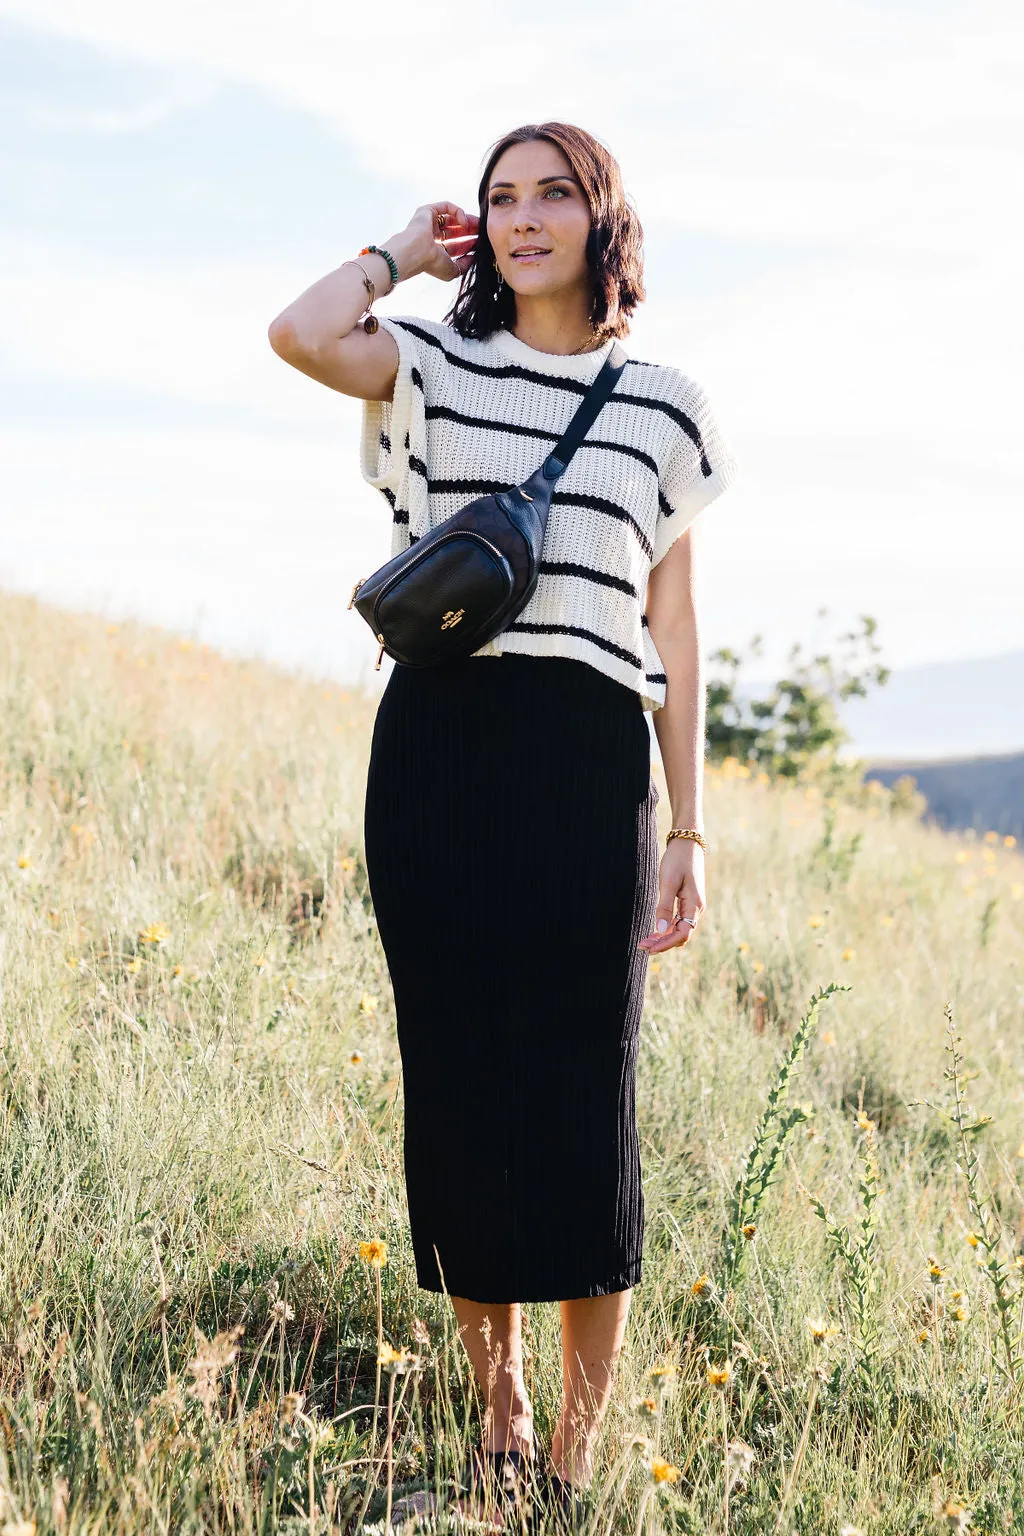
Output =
[
  {"x1": 666, "y1": 827, "x2": 710, "y2": 853},
  {"x1": 360, "y1": 244, "x2": 400, "y2": 287}
]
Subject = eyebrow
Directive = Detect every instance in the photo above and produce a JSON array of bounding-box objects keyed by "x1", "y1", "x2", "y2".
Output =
[{"x1": 487, "y1": 174, "x2": 579, "y2": 191}]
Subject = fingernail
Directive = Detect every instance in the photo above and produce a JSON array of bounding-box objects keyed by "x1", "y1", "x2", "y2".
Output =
[{"x1": 657, "y1": 918, "x2": 669, "y2": 934}]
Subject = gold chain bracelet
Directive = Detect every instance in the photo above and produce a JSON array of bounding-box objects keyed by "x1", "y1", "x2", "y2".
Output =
[{"x1": 666, "y1": 827, "x2": 710, "y2": 853}]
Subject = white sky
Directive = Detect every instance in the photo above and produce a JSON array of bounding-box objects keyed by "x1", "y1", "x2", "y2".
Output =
[{"x1": 1, "y1": 0, "x2": 1022, "y2": 716}]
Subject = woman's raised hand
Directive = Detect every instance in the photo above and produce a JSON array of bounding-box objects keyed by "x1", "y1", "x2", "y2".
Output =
[{"x1": 406, "y1": 201, "x2": 479, "y2": 282}]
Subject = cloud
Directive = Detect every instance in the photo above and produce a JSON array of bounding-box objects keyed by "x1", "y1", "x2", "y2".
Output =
[
  {"x1": 8, "y1": 71, "x2": 217, "y2": 134},
  {"x1": 3, "y1": 0, "x2": 1021, "y2": 255},
  {"x1": 0, "y1": 234, "x2": 344, "y2": 424}
]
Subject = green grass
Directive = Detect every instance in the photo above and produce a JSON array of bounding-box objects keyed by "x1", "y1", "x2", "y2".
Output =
[{"x1": 1, "y1": 588, "x2": 1023, "y2": 1535}]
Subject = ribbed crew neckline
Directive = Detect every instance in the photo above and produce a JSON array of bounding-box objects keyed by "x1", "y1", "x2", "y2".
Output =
[{"x1": 488, "y1": 326, "x2": 619, "y2": 377}]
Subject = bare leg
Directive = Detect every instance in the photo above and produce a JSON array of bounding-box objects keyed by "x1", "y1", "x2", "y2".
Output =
[
  {"x1": 448, "y1": 1295, "x2": 536, "y2": 1522},
  {"x1": 550, "y1": 1290, "x2": 632, "y2": 1486}
]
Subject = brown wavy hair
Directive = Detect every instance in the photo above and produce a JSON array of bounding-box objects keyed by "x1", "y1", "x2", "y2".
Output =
[{"x1": 443, "y1": 122, "x2": 645, "y2": 344}]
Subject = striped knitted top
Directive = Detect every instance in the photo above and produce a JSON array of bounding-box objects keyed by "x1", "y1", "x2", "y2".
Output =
[{"x1": 358, "y1": 315, "x2": 738, "y2": 712}]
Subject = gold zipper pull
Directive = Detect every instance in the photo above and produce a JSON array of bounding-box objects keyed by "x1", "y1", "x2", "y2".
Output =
[
  {"x1": 348, "y1": 578, "x2": 365, "y2": 610},
  {"x1": 375, "y1": 634, "x2": 386, "y2": 670}
]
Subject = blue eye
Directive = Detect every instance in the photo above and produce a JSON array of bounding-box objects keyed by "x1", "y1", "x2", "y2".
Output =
[{"x1": 489, "y1": 186, "x2": 568, "y2": 205}]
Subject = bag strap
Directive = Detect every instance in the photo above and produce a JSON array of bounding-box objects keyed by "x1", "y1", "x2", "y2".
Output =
[{"x1": 538, "y1": 340, "x2": 629, "y2": 482}]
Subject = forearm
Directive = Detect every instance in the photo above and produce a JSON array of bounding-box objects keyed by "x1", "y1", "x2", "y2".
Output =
[
  {"x1": 269, "y1": 228, "x2": 423, "y2": 354},
  {"x1": 650, "y1": 618, "x2": 706, "y2": 832}
]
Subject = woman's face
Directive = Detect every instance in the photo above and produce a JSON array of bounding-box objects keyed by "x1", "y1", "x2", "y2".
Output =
[{"x1": 486, "y1": 139, "x2": 593, "y2": 299}]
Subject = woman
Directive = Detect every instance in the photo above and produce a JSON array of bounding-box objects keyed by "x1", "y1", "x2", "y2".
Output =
[{"x1": 269, "y1": 121, "x2": 737, "y2": 1527}]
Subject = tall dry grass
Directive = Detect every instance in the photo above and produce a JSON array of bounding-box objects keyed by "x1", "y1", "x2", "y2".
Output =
[{"x1": 1, "y1": 588, "x2": 1023, "y2": 1536}]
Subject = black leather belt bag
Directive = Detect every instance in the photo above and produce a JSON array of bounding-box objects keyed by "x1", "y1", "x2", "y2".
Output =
[{"x1": 348, "y1": 338, "x2": 627, "y2": 669}]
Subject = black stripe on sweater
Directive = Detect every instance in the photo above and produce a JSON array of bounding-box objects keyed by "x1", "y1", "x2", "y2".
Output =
[
  {"x1": 552, "y1": 492, "x2": 654, "y2": 562},
  {"x1": 424, "y1": 405, "x2": 660, "y2": 479},
  {"x1": 504, "y1": 621, "x2": 643, "y2": 672},
  {"x1": 378, "y1": 486, "x2": 410, "y2": 524},
  {"x1": 423, "y1": 482, "x2": 654, "y2": 562},
  {"x1": 536, "y1": 561, "x2": 637, "y2": 599},
  {"x1": 611, "y1": 389, "x2": 712, "y2": 476},
  {"x1": 393, "y1": 318, "x2": 709, "y2": 470}
]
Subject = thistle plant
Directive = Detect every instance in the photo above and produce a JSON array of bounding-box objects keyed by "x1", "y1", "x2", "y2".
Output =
[
  {"x1": 909, "y1": 1003, "x2": 1021, "y2": 1386},
  {"x1": 718, "y1": 981, "x2": 850, "y2": 1337},
  {"x1": 799, "y1": 1108, "x2": 884, "y2": 1385},
  {"x1": 811, "y1": 802, "x2": 864, "y2": 892}
]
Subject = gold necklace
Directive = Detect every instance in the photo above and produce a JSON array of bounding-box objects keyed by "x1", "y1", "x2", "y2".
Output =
[
  {"x1": 569, "y1": 330, "x2": 605, "y2": 355},
  {"x1": 506, "y1": 326, "x2": 606, "y2": 356}
]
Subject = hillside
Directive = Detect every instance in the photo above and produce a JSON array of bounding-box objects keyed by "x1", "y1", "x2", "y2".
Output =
[
  {"x1": 865, "y1": 750, "x2": 1024, "y2": 841},
  {"x1": 2, "y1": 587, "x2": 1024, "y2": 1535}
]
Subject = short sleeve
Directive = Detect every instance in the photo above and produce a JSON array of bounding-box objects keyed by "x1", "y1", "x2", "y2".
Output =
[
  {"x1": 359, "y1": 314, "x2": 440, "y2": 547},
  {"x1": 652, "y1": 374, "x2": 739, "y2": 567}
]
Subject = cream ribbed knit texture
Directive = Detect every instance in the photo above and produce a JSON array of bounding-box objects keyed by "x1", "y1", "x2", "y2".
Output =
[{"x1": 358, "y1": 315, "x2": 738, "y2": 712}]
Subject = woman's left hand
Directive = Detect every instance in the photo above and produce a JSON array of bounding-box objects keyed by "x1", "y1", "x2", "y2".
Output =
[{"x1": 637, "y1": 838, "x2": 706, "y2": 954}]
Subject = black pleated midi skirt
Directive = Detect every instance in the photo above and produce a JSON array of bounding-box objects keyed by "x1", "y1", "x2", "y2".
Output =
[{"x1": 362, "y1": 652, "x2": 660, "y2": 1304}]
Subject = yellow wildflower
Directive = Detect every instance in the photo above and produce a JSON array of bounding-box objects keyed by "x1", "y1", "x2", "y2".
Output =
[
  {"x1": 1005, "y1": 835, "x2": 1017, "y2": 848},
  {"x1": 138, "y1": 923, "x2": 170, "y2": 946},
  {"x1": 648, "y1": 1360, "x2": 678, "y2": 1382},
  {"x1": 753, "y1": 960, "x2": 765, "y2": 973},
  {"x1": 880, "y1": 914, "x2": 894, "y2": 926},
  {"x1": 841, "y1": 947, "x2": 856, "y2": 961},
  {"x1": 856, "y1": 1111, "x2": 875, "y2": 1132},
  {"x1": 650, "y1": 1457, "x2": 679, "y2": 1484},
  {"x1": 928, "y1": 1258, "x2": 945, "y2": 1284},
  {"x1": 125, "y1": 958, "x2": 142, "y2": 975},
  {"x1": 359, "y1": 1239, "x2": 388, "y2": 1267},
  {"x1": 378, "y1": 1342, "x2": 420, "y2": 1374},
  {"x1": 16, "y1": 855, "x2": 32, "y2": 869},
  {"x1": 349, "y1": 1052, "x2": 364, "y2": 1065},
  {"x1": 937, "y1": 1499, "x2": 971, "y2": 1533},
  {"x1": 738, "y1": 942, "x2": 750, "y2": 953},
  {"x1": 691, "y1": 1273, "x2": 710, "y2": 1297},
  {"x1": 706, "y1": 1360, "x2": 732, "y2": 1389},
  {"x1": 807, "y1": 1317, "x2": 840, "y2": 1345},
  {"x1": 360, "y1": 993, "x2": 379, "y2": 1014},
  {"x1": 742, "y1": 1223, "x2": 757, "y2": 1241},
  {"x1": 808, "y1": 914, "x2": 824, "y2": 929},
  {"x1": 965, "y1": 1232, "x2": 980, "y2": 1248}
]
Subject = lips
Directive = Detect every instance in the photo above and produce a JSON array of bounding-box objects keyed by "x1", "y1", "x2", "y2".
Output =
[{"x1": 512, "y1": 249, "x2": 551, "y2": 261}]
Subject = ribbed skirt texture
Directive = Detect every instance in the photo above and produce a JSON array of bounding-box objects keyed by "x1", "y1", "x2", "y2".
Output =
[{"x1": 362, "y1": 653, "x2": 660, "y2": 1304}]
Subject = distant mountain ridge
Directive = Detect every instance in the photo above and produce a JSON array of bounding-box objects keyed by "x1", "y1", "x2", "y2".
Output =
[
  {"x1": 861, "y1": 751, "x2": 1024, "y2": 840},
  {"x1": 729, "y1": 647, "x2": 1024, "y2": 838}
]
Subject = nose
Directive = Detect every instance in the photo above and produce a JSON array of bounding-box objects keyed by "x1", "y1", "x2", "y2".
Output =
[{"x1": 512, "y1": 201, "x2": 542, "y2": 232}]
